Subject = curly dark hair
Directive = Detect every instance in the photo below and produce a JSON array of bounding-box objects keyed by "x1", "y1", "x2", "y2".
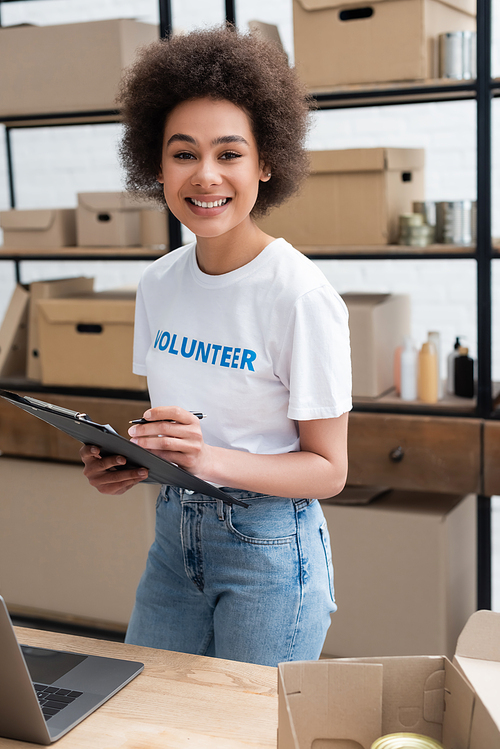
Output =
[{"x1": 116, "y1": 26, "x2": 313, "y2": 216}]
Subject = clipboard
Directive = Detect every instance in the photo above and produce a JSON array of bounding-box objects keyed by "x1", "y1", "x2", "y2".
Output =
[{"x1": 0, "y1": 390, "x2": 247, "y2": 507}]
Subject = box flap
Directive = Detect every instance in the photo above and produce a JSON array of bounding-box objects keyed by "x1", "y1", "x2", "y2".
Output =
[
  {"x1": 309, "y1": 148, "x2": 424, "y2": 175},
  {"x1": 335, "y1": 656, "x2": 446, "y2": 739},
  {"x1": 36, "y1": 297, "x2": 136, "y2": 325},
  {"x1": 296, "y1": 0, "x2": 387, "y2": 10},
  {"x1": 310, "y1": 148, "x2": 385, "y2": 174},
  {"x1": 278, "y1": 660, "x2": 383, "y2": 749},
  {"x1": 455, "y1": 610, "x2": 500, "y2": 662},
  {"x1": 0, "y1": 209, "x2": 56, "y2": 231},
  {"x1": 77, "y1": 192, "x2": 142, "y2": 212},
  {"x1": 385, "y1": 148, "x2": 425, "y2": 171},
  {"x1": 248, "y1": 20, "x2": 285, "y2": 51},
  {"x1": 0, "y1": 284, "x2": 29, "y2": 375},
  {"x1": 342, "y1": 292, "x2": 392, "y2": 307},
  {"x1": 29, "y1": 277, "x2": 95, "y2": 300},
  {"x1": 453, "y1": 611, "x2": 500, "y2": 730}
]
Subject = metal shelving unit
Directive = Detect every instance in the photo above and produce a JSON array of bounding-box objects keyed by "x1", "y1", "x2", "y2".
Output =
[{"x1": 0, "y1": 0, "x2": 496, "y2": 607}]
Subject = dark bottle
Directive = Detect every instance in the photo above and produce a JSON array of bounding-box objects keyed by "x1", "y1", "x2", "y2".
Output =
[{"x1": 454, "y1": 346, "x2": 474, "y2": 398}]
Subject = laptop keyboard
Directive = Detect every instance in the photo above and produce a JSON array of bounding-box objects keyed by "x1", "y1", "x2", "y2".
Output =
[{"x1": 34, "y1": 684, "x2": 83, "y2": 720}]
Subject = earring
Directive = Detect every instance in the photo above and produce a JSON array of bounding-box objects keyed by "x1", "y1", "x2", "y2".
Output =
[{"x1": 267, "y1": 173, "x2": 271, "y2": 177}]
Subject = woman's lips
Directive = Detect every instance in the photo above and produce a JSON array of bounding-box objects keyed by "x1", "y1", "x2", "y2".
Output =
[{"x1": 186, "y1": 197, "x2": 231, "y2": 216}]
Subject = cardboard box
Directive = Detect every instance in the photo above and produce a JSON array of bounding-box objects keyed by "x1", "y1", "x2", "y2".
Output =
[
  {"x1": 36, "y1": 290, "x2": 147, "y2": 391},
  {"x1": 293, "y1": 0, "x2": 476, "y2": 89},
  {"x1": 140, "y1": 207, "x2": 169, "y2": 249},
  {"x1": 342, "y1": 293, "x2": 410, "y2": 398},
  {"x1": 320, "y1": 490, "x2": 477, "y2": 659},
  {"x1": 0, "y1": 284, "x2": 29, "y2": 377},
  {"x1": 77, "y1": 192, "x2": 146, "y2": 246},
  {"x1": 0, "y1": 456, "x2": 156, "y2": 629},
  {"x1": 0, "y1": 392, "x2": 150, "y2": 463},
  {"x1": 0, "y1": 208, "x2": 76, "y2": 249},
  {"x1": 278, "y1": 610, "x2": 500, "y2": 748},
  {"x1": 256, "y1": 148, "x2": 425, "y2": 246},
  {"x1": 27, "y1": 276, "x2": 94, "y2": 381},
  {"x1": 0, "y1": 19, "x2": 158, "y2": 117}
]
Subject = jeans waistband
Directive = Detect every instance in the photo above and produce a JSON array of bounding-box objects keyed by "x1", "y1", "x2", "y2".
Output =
[{"x1": 162, "y1": 485, "x2": 315, "y2": 508}]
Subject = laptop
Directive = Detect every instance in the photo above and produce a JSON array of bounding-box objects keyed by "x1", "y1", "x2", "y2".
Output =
[{"x1": 0, "y1": 595, "x2": 144, "y2": 744}]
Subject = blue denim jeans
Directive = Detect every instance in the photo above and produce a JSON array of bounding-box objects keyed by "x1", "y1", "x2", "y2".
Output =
[{"x1": 125, "y1": 485, "x2": 336, "y2": 667}]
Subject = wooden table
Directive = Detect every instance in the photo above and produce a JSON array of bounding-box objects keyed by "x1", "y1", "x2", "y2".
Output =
[{"x1": 1, "y1": 627, "x2": 278, "y2": 748}]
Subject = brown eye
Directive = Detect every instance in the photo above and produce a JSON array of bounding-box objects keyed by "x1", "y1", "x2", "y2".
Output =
[{"x1": 220, "y1": 151, "x2": 241, "y2": 160}]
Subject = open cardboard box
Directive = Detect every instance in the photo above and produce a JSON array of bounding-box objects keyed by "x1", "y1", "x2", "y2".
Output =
[
  {"x1": 0, "y1": 208, "x2": 76, "y2": 249},
  {"x1": 278, "y1": 610, "x2": 500, "y2": 748}
]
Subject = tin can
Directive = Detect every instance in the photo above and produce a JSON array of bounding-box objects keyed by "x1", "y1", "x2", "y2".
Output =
[
  {"x1": 371, "y1": 733, "x2": 444, "y2": 749},
  {"x1": 399, "y1": 213, "x2": 433, "y2": 247},
  {"x1": 413, "y1": 201, "x2": 437, "y2": 242},
  {"x1": 462, "y1": 31, "x2": 477, "y2": 80},
  {"x1": 435, "y1": 201, "x2": 476, "y2": 245},
  {"x1": 439, "y1": 31, "x2": 476, "y2": 80}
]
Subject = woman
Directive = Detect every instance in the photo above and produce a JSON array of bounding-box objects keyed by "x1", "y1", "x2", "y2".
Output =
[{"x1": 80, "y1": 26, "x2": 352, "y2": 667}]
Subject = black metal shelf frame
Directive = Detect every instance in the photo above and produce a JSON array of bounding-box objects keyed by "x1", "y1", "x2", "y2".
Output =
[{"x1": 0, "y1": 0, "x2": 495, "y2": 608}]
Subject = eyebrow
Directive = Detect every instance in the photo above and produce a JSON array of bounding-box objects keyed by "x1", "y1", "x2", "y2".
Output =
[{"x1": 166, "y1": 133, "x2": 250, "y2": 148}]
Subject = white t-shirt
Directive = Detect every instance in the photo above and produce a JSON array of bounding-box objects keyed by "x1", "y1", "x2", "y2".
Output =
[{"x1": 133, "y1": 238, "x2": 352, "y2": 456}]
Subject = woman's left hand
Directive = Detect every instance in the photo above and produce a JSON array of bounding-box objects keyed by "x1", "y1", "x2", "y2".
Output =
[{"x1": 128, "y1": 406, "x2": 213, "y2": 477}]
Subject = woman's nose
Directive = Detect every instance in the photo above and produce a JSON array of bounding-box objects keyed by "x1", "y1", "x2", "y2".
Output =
[{"x1": 191, "y1": 158, "x2": 222, "y2": 187}]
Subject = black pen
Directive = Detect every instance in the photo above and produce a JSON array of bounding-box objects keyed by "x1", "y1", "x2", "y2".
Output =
[{"x1": 129, "y1": 412, "x2": 206, "y2": 424}]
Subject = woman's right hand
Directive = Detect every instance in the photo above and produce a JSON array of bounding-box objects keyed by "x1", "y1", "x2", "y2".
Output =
[{"x1": 80, "y1": 444, "x2": 149, "y2": 495}]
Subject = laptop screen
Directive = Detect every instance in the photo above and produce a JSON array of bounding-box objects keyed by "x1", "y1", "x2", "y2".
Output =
[{"x1": 21, "y1": 646, "x2": 87, "y2": 684}]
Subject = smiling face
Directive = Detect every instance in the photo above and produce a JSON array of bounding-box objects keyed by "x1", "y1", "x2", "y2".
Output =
[{"x1": 158, "y1": 97, "x2": 270, "y2": 243}]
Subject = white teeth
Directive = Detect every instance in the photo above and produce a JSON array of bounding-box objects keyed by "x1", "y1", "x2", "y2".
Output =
[{"x1": 191, "y1": 198, "x2": 227, "y2": 208}]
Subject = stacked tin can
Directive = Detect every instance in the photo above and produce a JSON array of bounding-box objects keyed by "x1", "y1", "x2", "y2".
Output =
[
  {"x1": 435, "y1": 201, "x2": 476, "y2": 245},
  {"x1": 439, "y1": 31, "x2": 476, "y2": 80},
  {"x1": 409, "y1": 201, "x2": 476, "y2": 246},
  {"x1": 398, "y1": 212, "x2": 434, "y2": 246}
]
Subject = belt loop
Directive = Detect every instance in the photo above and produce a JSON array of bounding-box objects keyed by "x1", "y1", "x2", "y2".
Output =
[
  {"x1": 216, "y1": 499, "x2": 224, "y2": 521},
  {"x1": 179, "y1": 488, "x2": 184, "y2": 500}
]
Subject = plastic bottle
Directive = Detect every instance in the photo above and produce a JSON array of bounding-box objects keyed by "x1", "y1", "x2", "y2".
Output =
[
  {"x1": 417, "y1": 340, "x2": 439, "y2": 403},
  {"x1": 400, "y1": 337, "x2": 417, "y2": 401},
  {"x1": 454, "y1": 346, "x2": 474, "y2": 398},
  {"x1": 427, "y1": 331, "x2": 443, "y2": 399},
  {"x1": 447, "y1": 336, "x2": 461, "y2": 394}
]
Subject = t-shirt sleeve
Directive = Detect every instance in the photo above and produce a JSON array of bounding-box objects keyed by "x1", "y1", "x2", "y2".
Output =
[
  {"x1": 277, "y1": 284, "x2": 352, "y2": 421},
  {"x1": 133, "y1": 278, "x2": 150, "y2": 376}
]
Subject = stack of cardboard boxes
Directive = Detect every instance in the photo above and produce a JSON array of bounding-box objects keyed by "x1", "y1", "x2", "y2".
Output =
[
  {"x1": 0, "y1": 192, "x2": 168, "y2": 251},
  {"x1": 0, "y1": 278, "x2": 146, "y2": 392},
  {"x1": 0, "y1": 19, "x2": 162, "y2": 629}
]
